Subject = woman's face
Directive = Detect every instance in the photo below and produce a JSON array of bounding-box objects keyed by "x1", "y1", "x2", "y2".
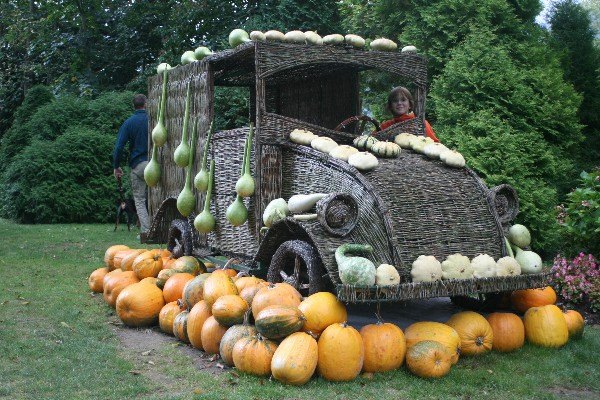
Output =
[{"x1": 390, "y1": 96, "x2": 410, "y2": 116}]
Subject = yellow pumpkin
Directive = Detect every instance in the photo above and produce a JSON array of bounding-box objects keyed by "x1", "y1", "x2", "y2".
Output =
[
  {"x1": 251, "y1": 283, "x2": 302, "y2": 319},
  {"x1": 317, "y1": 322, "x2": 364, "y2": 382},
  {"x1": 232, "y1": 334, "x2": 278, "y2": 377},
  {"x1": 298, "y1": 292, "x2": 347, "y2": 336},
  {"x1": 104, "y1": 244, "x2": 129, "y2": 270},
  {"x1": 563, "y1": 310, "x2": 585, "y2": 339},
  {"x1": 132, "y1": 251, "x2": 163, "y2": 279},
  {"x1": 116, "y1": 282, "x2": 165, "y2": 327},
  {"x1": 486, "y1": 312, "x2": 525, "y2": 352},
  {"x1": 360, "y1": 321, "x2": 406, "y2": 372},
  {"x1": 212, "y1": 295, "x2": 249, "y2": 327},
  {"x1": 219, "y1": 323, "x2": 258, "y2": 367},
  {"x1": 103, "y1": 271, "x2": 140, "y2": 308},
  {"x1": 446, "y1": 311, "x2": 493, "y2": 356},
  {"x1": 172, "y1": 256, "x2": 205, "y2": 275},
  {"x1": 234, "y1": 276, "x2": 264, "y2": 293},
  {"x1": 187, "y1": 300, "x2": 212, "y2": 350},
  {"x1": 180, "y1": 273, "x2": 211, "y2": 310},
  {"x1": 271, "y1": 332, "x2": 318, "y2": 385},
  {"x1": 406, "y1": 340, "x2": 452, "y2": 378},
  {"x1": 200, "y1": 316, "x2": 228, "y2": 355},
  {"x1": 202, "y1": 272, "x2": 239, "y2": 308},
  {"x1": 524, "y1": 304, "x2": 569, "y2": 347},
  {"x1": 162, "y1": 273, "x2": 194, "y2": 303},
  {"x1": 120, "y1": 249, "x2": 147, "y2": 271},
  {"x1": 404, "y1": 321, "x2": 461, "y2": 364},
  {"x1": 159, "y1": 301, "x2": 183, "y2": 335}
]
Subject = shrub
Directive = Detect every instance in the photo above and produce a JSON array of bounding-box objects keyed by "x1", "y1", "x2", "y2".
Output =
[{"x1": 551, "y1": 253, "x2": 600, "y2": 312}]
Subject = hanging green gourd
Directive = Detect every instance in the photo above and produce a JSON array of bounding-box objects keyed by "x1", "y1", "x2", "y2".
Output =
[
  {"x1": 194, "y1": 122, "x2": 214, "y2": 192},
  {"x1": 152, "y1": 69, "x2": 168, "y2": 147},
  {"x1": 144, "y1": 145, "x2": 161, "y2": 187},
  {"x1": 226, "y1": 137, "x2": 249, "y2": 226},
  {"x1": 194, "y1": 160, "x2": 216, "y2": 233},
  {"x1": 176, "y1": 122, "x2": 198, "y2": 217},
  {"x1": 235, "y1": 124, "x2": 255, "y2": 198},
  {"x1": 173, "y1": 81, "x2": 192, "y2": 168}
]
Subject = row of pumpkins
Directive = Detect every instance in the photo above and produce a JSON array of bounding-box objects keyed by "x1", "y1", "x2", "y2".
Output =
[{"x1": 89, "y1": 244, "x2": 586, "y2": 383}]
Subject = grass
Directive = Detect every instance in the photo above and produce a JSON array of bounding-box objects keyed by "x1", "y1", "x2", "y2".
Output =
[{"x1": 1, "y1": 219, "x2": 599, "y2": 400}]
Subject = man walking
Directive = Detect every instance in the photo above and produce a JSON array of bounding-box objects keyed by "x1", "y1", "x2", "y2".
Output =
[{"x1": 113, "y1": 94, "x2": 150, "y2": 240}]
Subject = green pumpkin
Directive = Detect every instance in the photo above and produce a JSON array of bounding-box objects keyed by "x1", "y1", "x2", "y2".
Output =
[{"x1": 353, "y1": 135, "x2": 379, "y2": 151}]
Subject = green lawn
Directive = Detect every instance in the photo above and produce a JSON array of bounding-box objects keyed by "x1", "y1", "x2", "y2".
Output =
[{"x1": 1, "y1": 219, "x2": 599, "y2": 400}]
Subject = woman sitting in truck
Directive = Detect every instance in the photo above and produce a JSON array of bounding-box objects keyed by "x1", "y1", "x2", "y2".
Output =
[{"x1": 377, "y1": 86, "x2": 439, "y2": 142}]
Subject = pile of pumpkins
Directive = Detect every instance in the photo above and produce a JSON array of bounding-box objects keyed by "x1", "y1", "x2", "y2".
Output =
[{"x1": 89, "y1": 244, "x2": 586, "y2": 383}]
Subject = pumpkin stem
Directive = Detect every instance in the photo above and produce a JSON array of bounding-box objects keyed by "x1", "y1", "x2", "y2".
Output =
[
  {"x1": 475, "y1": 336, "x2": 484, "y2": 347},
  {"x1": 242, "y1": 309, "x2": 252, "y2": 326}
]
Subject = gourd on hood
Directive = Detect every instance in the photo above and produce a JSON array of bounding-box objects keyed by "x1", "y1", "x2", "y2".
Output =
[
  {"x1": 411, "y1": 255, "x2": 442, "y2": 282},
  {"x1": 423, "y1": 142, "x2": 448, "y2": 159},
  {"x1": 394, "y1": 132, "x2": 416, "y2": 149},
  {"x1": 471, "y1": 254, "x2": 497, "y2": 278},
  {"x1": 262, "y1": 198, "x2": 290, "y2": 228},
  {"x1": 348, "y1": 151, "x2": 378, "y2": 171},
  {"x1": 329, "y1": 145, "x2": 359, "y2": 161},
  {"x1": 335, "y1": 244, "x2": 376, "y2": 285},
  {"x1": 311, "y1": 136, "x2": 338, "y2": 153},
  {"x1": 289, "y1": 129, "x2": 317, "y2": 145},
  {"x1": 496, "y1": 256, "x2": 522, "y2": 277},
  {"x1": 440, "y1": 149, "x2": 466, "y2": 168},
  {"x1": 376, "y1": 264, "x2": 400, "y2": 286},
  {"x1": 441, "y1": 254, "x2": 474, "y2": 280}
]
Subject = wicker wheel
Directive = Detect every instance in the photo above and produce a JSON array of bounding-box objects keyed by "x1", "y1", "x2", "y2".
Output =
[
  {"x1": 488, "y1": 184, "x2": 519, "y2": 225},
  {"x1": 316, "y1": 193, "x2": 358, "y2": 237},
  {"x1": 167, "y1": 219, "x2": 194, "y2": 258},
  {"x1": 267, "y1": 240, "x2": 324, "y2": 296}
]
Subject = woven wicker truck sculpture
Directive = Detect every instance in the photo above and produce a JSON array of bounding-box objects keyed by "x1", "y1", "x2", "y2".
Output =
[{"x1": 145, "y1": 41, "x2": 548, "y2": 303}]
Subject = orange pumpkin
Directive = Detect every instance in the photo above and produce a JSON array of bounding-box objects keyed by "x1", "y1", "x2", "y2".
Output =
[
  {"x1": 200, "y1": 316, "x2": 228, "y2": 355},
  {"x1": 524, "y1": 304, "x2": 569, "y2": 347},
  {"x1": 103, "y1": 271, "x2": 140, "y2": 308},
  {"x1": 104, "y1": 244, "x2": 129, "y2": 270},
  {"x1": 112, "y1": 249, "x2": 135, "y2": 271},
  {"x1": 120, "y1": 249, "x2": 147, "y2": 271},
  {"x1": 212, "y1": 295, "x2": 249, "y2": 327},
  {"x1": 446, "y1": 311, "x2": 493, "y2": 356},
  {"x1": 406, "y1": 340, "x2": 452, "y2": 378},
  {"x1": 173, "y1": 310, "x2": 190, "y2": 343},
  {"x1": 162, "y1": 273, "x2": 194, "y2": 303},
  {"x1": 202, "y1": 272, "x2": 238, "y2": 307},
  {"x1": 317, "y1": 322, "x2": 364, "y2": 382},
  {"x1": 132, "y1": 251, "x2": 163, "y2": 279},
  {"x1": 404, "y1": 321, "x2": 461, "y2": 364},
  {"x1": 219, "y1": 322, "x2": 258, "y2": 367},
  {"x1": 360, "y1": 321, "x2": 406, "y2": 372},
  {"x1": 159, "y1": 301, "x2": 183, "y2": 335},
  {"x1": 213, "y1": 267, "x2": 237, "y2": 278},
  {"x1": 239, "y1": 282, "x2": 269, "y2": 306},
  {"x1": 251, "y1": 283, "x2": 302, "y2": 319},
  {"x1": 88, "y1": 267, "x2": 109, "y2": 293},
  {"x1": 156, "y1": 269, "x2": 179, "y2": 289},
  {"x1": 180, "y1": 273, "x2": 211, "y2": 310},
  {"x1": 255, "y1": 305, "x2": 305, "y2": 340},
  {"x1": 511, "y1": 287, "x2": 557, "y2": 313},
  {"x1": 563, "y1": 310, "x2": 585, "y2": 339},
  {"x1": 232, "y1": 334, "x2": 278, "y2": 377},
  {"x1": 234, "y1": 276, "x2": 264, "y2": 293},
  {"x1": 171, "y1": 256, "x2": 205, "y2": 275},
  {"x1": 116, "y1": 282, "x2": 165, "y2": 327},
  {"x1": 486, "y1": 312, "x2": 525, "y2": 352},
  {"x1": 271, "y1": 332, "x2": 318, "y2": 385},
  {"x1": 187, "y1": 300, "x2": 212, "y2": 350},
  {"x1": 298, "y1": 292, "x2": 347, "y2": 336},
  {"x1": 103, "y1": 269, "x2": 123, "y2": 289}
]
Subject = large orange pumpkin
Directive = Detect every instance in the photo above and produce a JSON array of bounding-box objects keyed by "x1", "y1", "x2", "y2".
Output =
[
  {"x1": 524, "y1": 304, "x2": 569, "y2": 347},
  {"x1": 103, "y1": 271, "x2": 140, "y2": 308},
  {"x1": 173, "y1": 310, "x2": 190, "y2": 343},
  {"x1": 360, "y1": 321, "x2": 406, "y2": 372},
  {"x1": 180, "y1": 273, "x2": 211, "y2": 310},
  {"x1": 298, "y1": 292, "x2": 347, "y2": 336},
  {"x1": 510, "y1": 287, "x2": 557, "y2": 313},
  {"x1": 234, "y1": 276, "x2": 264, "y2": 293},
  {"x1": 159, "y1": 301, "x2": 183, "y2": 335},
  {"x1": 116, "y1": 282, "x2": 165, "y2": 327},
  {"x1": 563, "y1": 310, "x2": 585, "y2": 339},
  {"x1": 200, "y1": 316, "x2": 228, "y2": 355},
  {"x1": 271, "y1": 332, "x2": 319, "y2": 385},
  {"x1": 446, "y1": 311, "x2": 493, "y2": 356},
  {"x1": 162, "y1": 273, "x2": 195, "y2": 303},
  {"x1": 239, "y1": 282, "x2": 269, "y2": 306},
  {"x1": 88, "y1": 267, "x2": 109, "y2": 293},
  {"x1": 156, "y1": 269, "x2": 179, "y2": 289},
  {"x1": 172, "y1": 256, "x2": 205, "y2": 275},
  {"x1": 120, "y1": 249, "x2": 147, "y2": 271},
  {"x1": 406, "y1": 340, "x2": 452, "y2": 379},
  {"x1": 104, "y1": 244, "x2": 129, "y2": 270},
  {"x1": 202, "y1": 272, "x2": 239, "y2": 307},
  {"x1": 187, "y1": 300, "x2": 212, "y2": 350},
  {"x1": 251, "y1": 283, "x2": 302, "y2": 319},
  {"x1": 212, "y1": 295, "x2": 249, "y2": 327},
  {"x1": 219, "y1": 322, "x2": 258, "y2": 367},
  {"x1": 317, "y1": 322, "x2": 364, "y2": 382},
  {"x1": 486, "y1": 312, "x2": 525, "y2": 352},
  {"x1": 112, "y1": 249, "x2": 136, "y2": 271},
  {"x1": 232, "y1": 334, "x2": 278, "y2": 377},
  {"x1": 404, "y1": 321, "x2": 461, "y2": 364},
  {"x1": 132, "y1": 251, "x2": 163, "y2": 279}
]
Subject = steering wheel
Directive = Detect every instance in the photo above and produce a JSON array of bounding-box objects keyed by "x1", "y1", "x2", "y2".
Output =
[{"x1": 334, "y1": 115, "x2": 381, "y2": 135}]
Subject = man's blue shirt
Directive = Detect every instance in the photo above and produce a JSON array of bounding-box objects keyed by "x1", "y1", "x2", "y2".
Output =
[{"x1": 113, "y1": 109, "x2": 148, "y2": 169}]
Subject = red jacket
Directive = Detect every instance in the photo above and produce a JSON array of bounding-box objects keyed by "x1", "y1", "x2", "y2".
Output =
[{"x1": 378, "y1": 113, "x2": 439, "y2": 142}]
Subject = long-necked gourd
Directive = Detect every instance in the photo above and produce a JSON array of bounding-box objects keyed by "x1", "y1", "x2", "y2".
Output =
[
  {"x1": 194, "y1": 122, "x2": 214, "y2": 192},
  {"x1": 173, "y1": 81, "x2": 192, "y2": 168},
  {"x1": 144, "y1": 144, "x2": 161, "y2": 187},
  {"x1": 194, "y1": 160, "x2": 215, "y2": 233},
  {"x1": 235, "y1": 124, "x2": 255, "y2": 197},
  {"x1": 226, "y1": 136, "x2": 250, "y2": 226},
  {"x1": 152, "y1": 69, "x2": 168, "y2": 147},
  {"x1": 176, "y1": 121, "x2": 197, "y2": 217},
  {"x1": 335, "y1": 244, "x2": 376, "y2": 286}
]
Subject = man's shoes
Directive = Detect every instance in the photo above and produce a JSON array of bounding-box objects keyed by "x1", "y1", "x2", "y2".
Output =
[{"x1": 139, "y1": 232, "x2": 148, "y2": 243}]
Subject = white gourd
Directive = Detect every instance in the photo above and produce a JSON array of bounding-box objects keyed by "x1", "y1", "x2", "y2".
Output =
[
  {"x1": 265, "y1": 30, "x2": 285, "y2": 41},
  {"x1": 348, "y1": 151, "x2": 379, "y2": 171},
  {"x1": 423, "y1": 142, "x2": 448, "y2": 159},
  {"x1": 441, "y1": 254, "x2": 474, "y2": 280},
  {"x1": 370, "y1": 38, "x2": 397, "y2": 51},
  {"x1": 329, "y1": 145, "x2": 359, "y2": 161},
  {"x1": 514, "y1": 247, "x2": 543, "y2": 274},
  {"x1": 344, "y1": 34, "x2": 365, "y2": 48},
  {"x1": 496, "y1": 256, "x2": 522, "y2": 277},
  {"x1": 411, "y1": 255, "x2": 442, "y2": 282},
  {"x1": 401, "y1": 45, "x2": 417, "y2": 53},
  {"x1": 250, "y1": 31, "x2": 266, "y2": 41},
  {"x1": 394, "y1": 132, "x2": 415, "y2": 149},
  {"x1": 441, "y1": 149, "x2": 466, "y2": 168},
  {"x1": 411, "y1": 136, "x2": 434, "y2": 153},
  {"x1": 304, "y1": 31, "x2": 323, "y2": 45},
  {"x1": 284, "y1": 31, "x2": 306, "y2": 44},
  {"x1": 471, "y1": 254, "x2": 497, "y2": 278},
  {"x1": 370, "y1": 141, "x2": 400, "y2": 158},
  {"x1": 322, "y1": 34, "x2": 345, "y2": 45},
  {"x1": 311, "y1": 136, "x2": 338, "y2": 153},
  {"x1": 289, "y1": 129, "x2": 317, "y2": 145},
  {"x1": 375, "y1": 264, "x2": 400, "y2": 286}
]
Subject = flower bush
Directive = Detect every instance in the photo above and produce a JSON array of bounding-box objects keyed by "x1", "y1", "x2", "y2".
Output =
[{"x1": 551, "y1": 253, "x2": 600, "y2": 312}]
